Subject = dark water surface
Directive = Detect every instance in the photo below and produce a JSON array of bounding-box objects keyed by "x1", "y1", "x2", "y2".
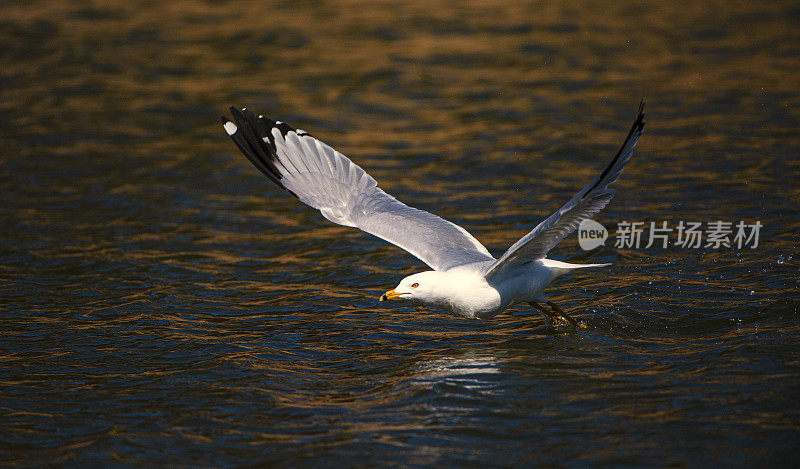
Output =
[{"x1": 2, "y1": 0, "x2": 799, "y2": 466}]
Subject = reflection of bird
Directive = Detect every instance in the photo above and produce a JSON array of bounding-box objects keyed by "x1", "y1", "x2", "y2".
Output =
[{"x1": 221, "y1": 102, "x2": 645, "y2": 330}]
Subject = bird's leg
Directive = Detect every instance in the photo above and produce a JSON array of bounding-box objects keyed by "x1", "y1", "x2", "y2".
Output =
[
  {"x1": 529, "y1": 302, "x2": 558, "y2": 328},
  {"x1": 546, "y1": 300, "x2": 587, "y2": 330},
  {"x1": 529, "y1": 301, "x2": 584, "y2": 332}
]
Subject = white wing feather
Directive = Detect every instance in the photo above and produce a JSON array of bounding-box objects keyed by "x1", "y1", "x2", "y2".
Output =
[
  {"x1": 222, "y1": 107, "x2": 494, "y2": 271},
  {"x1": 484, "y1": 102, "x2": 645, "y2": 280}
]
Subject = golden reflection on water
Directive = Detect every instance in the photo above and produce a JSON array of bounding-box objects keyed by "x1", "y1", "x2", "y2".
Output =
[{"x1": 1, "y1": 0, "x2": 799, "y2": 466}]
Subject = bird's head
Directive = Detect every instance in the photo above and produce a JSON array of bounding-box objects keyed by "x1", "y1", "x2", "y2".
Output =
[{"x1": 379, "y1": 271, "x2": 442, "y2": 304}]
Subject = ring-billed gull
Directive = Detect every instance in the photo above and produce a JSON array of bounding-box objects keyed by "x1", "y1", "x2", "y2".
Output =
[{"x1": 221, "y1": 102, "x2": 645, "y2": 329}]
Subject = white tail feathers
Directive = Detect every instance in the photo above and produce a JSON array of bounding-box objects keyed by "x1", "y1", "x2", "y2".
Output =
[{"x1": 541, "y1": 259, "x2": 610, "y2": 278}]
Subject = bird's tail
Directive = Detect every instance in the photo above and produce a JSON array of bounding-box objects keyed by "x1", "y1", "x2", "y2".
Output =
[{"x1": 541, "y1": 259, "x2": 610, "y2": 278}]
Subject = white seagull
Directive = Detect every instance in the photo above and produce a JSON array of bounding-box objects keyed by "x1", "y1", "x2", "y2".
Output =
[{"x1": 222, "y1": 102, "x2": 645, "y2": 330}]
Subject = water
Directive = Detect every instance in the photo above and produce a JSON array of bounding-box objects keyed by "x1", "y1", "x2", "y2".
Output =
[{"x1": 2, "y1": 0, "x2": 799, "y2": 466}]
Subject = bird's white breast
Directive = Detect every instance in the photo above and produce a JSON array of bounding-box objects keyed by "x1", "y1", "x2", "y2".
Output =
[{"x1": 427, "y1": 269, "x2": 503, "y2": 319}]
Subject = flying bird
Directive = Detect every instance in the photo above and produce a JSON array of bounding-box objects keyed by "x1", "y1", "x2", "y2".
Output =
[{"x1": 221, "y1": 102, "x2": 645, "y2": 330}]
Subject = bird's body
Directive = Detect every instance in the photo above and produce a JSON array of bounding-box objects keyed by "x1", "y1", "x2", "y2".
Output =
[
  {"x1": 221, "y1": 103, "x2": 645, "y2": 329},
  {"x1": 384, "y1": 259, "x2": 607, "y2": 320}
]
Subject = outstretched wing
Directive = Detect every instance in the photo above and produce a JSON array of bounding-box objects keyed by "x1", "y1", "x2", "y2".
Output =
[
  {"x1": 222, "y1": 107, "x2": 495, "y2": 271},
  {"x1": 484, "y1": 102, "x2": 645, "y2": 280}
]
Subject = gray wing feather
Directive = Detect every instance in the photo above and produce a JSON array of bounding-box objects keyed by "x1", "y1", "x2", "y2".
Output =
[
  {"x1": 222, "y1": 107, "x2": 494, "y2": 271},
  {"x1": 484, "y1": 102, "x2": 645, "y2": 280}
]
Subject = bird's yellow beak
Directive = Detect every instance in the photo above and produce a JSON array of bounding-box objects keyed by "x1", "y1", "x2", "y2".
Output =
[{"x1": 379, "y1": 289, "x2": 402, "y2": 301}]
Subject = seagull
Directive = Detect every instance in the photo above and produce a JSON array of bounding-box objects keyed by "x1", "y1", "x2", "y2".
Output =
[{"x1": 221, "y1": 102, "x2": 645, "y2": 330}]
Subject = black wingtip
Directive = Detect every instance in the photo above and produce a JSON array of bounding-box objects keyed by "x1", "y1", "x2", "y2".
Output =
[
  {"x1": 221, "y1": 105, "x2": 288, "y2": 190},
  {"x1": 628, "y1": 100, "x2": 646, "y2": 137},
  {"x1": 228, "y1": 105, "x2": 246, "y2": 123},
  {"x1": 581, "y1": 101, "x2": 646, "y2": 198},
  {"x1": 635, "y1": 100, "x2": 646, "y2": 132}
]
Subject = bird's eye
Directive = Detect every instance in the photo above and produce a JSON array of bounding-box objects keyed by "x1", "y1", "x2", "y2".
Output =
[{"x1": 411, "y1": 282, "x2": 419, "y2": 288}]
